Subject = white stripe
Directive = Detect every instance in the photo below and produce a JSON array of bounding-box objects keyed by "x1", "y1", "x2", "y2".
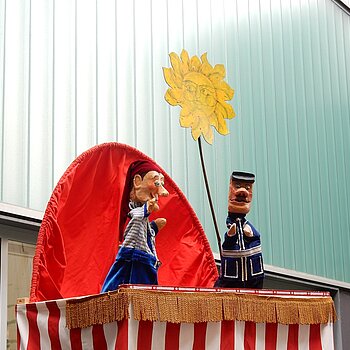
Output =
[
  {"x1": 298, "y1": 324, "x2": 309, "y2": 349},
  {"x1": 235, "y1": 321, "x2": 245, "y2": 350},
  {"x1": 151, "y1": 321, "x2": 166, "y2": 350},
  {"x1": 129, "y1": 306, "x2": 138, "y2": 350},
  {"x1": 179, "y1": 323, "x2": 194, "y2": 350},
  {"x1": 206, "y1": 322, "x2": 221, "y2": 349},
  {"x1": 321, "y1": 322, "x2": 335, "y2": 350},
  {"x1": 81, "y1": 327, "x2": 93, "y2": 350},
  {"x1": 255, "y1": 323, "x2": 266, "y2": 350},
  {"x1": 16, "y1": 304, "x2": 29, "y2": 350},
  {"x1": 17, "y1": 297, "x2": 336, "y2": 350},
  {"x1": 35, "y1": 302, "x2": 50, "y2": 350},
  {"x1": 57, "y1": 300, "x2": 72, "y2": 350},
  {"x1": 222, "y1": 245, "x2": 262, "y2": 258},
  {"x1": 276, "y1": 324, "x2": 288, "y2": 350},
  {"x1": 104, "y1": 321, "x2": 118, "y2": 349}
]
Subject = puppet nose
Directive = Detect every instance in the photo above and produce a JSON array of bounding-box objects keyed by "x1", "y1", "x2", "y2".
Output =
[
  {"x1": 236, "y1": 187, "x2": 249, "y2": 197},
  {"x1": 158, "y1": 185, "x2": 169, "y2": 197}
]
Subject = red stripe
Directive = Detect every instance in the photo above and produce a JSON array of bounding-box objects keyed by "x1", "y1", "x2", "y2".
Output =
[
  {"x1": 92, "y1": 324, "x2": 108, "y2": 350},
  {"x1": 17, "y1": 319, "x2": 20, "y2": 350},
  {"x1": 26, "y1": 303, "x2": 41, "y2": 350},
  {"x1": 244, "y1": 321, "x2": 256, "y2": 350},
  {"x1": 116, "y1": 319, "x2": 128, "y2": 350},
  {"x1": 69, "y1": 328, "x2": 83, "y2": 350},
  {"x1": 46, "y1": 301, "x2": 62, "y2": 350},
  {"x1": 265, "y1": 323, "x2": 278, "y2": 349},
  {"x1": 309, "y1": 324, "x2": 323, "y2": 350},
  {"x1": 220, "y1": 320, "x2": 235, "y2": 350},
  {"x1": 193, "y1": 322, "x2": 207, "y2": 350},
  {"x1": 165, "y1": 322, "x2": 180, "y2": 350},
  {"x1": 137, "y1": 320, "x2": 153, "y2": 350},
  {"x1": 287, "y1": 324, "x2": 299, "y2": 350}
]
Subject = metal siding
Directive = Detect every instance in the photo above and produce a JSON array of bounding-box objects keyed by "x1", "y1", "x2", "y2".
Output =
[
  {"x1": 0, "y1": 0, "x2": 349, "y2": 283},
  {"x1": 151, "y1": 0, "x2": 173, "y2": 173},
  {"x1": 76, "y1": 0, "x2": 97, "y2": 155},
  {"x1": 134, "y1": 0, "x2": 154, "y2": 154},
  {"x1": 115, "y1": 0, "x2": 136, "y2": 146},
  {"x1": 305, "y1": 0, "x2": 329, "y2": 278},
  {"x1": 2, "y1": 0, "x2": 30, "y2": 206},
  {"x1": 28, "y1": 0, "x2": 54, "y2": 209},
  {"x1": 318, "y1": 0, "x2": 338, "y2": 280},
  {"x1": 0, "y1": 0, "x2": 4, "y2": 202},
  {"x1": 52, "y1": 0, "x2": 76, "y2": 185},
  {"x1": 96, "y1": 0, "x2": 117, "y2": 144},
  {"x1": 166, "y1": 0, "x2": 189, "y2": 197},
  {"x1": 290, "y1": 0, "x2": 317, "y2": 277},
  {"x1": 340, "y1": 9, "x2": 350, "y2": 283}
]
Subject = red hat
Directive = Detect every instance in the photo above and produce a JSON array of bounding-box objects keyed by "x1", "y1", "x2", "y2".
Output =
[
  {"x1": 127, "y1": 160, "x2": 162, "y2": 189},
  {"x1": 119, "y1": 160, "x2": 162, "y2": 241}
]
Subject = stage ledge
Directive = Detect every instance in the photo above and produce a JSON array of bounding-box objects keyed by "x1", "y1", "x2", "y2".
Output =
[{"x1": 65, "y1": 285, "x2": 337, "y2": 329}]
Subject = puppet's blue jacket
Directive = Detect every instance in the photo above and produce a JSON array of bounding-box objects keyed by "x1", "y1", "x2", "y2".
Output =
[{"x1": 220, "y1": 215, "x2": 264, "y2": 284}]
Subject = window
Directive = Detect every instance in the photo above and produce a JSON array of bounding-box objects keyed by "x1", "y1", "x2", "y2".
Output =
[{"x1": 0, "y1": 205, "x2": 41, "y2": 350}]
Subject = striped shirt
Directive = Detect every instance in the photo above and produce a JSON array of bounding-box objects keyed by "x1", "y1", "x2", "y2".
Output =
[{"x1": 121, "y1": 201, "x2": 157, "y2": 259}]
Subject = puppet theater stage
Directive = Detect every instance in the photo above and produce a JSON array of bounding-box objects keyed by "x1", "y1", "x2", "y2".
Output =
[
  {"x1": 16, "y1": 143, "x2": 337, "y2": 349},
  {"x1": 16, "y1": 285, "x2": 336, "y2": 349}
]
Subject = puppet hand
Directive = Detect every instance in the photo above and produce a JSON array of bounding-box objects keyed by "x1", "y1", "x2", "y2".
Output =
[
  {"x1": 147, "y1": 198, "x2": 159, "y2": 213},
  {"x1": 243, "y1": 225, "x2": 254, "y2": 237},
  {"x1": 227, "y1": 223, "x2": 237, "y2": 236},
  {"x1": 154, "y1": 218, "x2": 167, "y2": 231}
]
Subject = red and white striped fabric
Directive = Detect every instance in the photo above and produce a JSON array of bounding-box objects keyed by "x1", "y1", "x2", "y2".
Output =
[{"x1": 16, "y1": 294, "x2": 334, "y2": 350}]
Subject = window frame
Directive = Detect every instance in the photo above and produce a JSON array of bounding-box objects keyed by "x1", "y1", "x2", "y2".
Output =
[{"x1": 0, "y1": 204, "x2": 41, "y2": 350}]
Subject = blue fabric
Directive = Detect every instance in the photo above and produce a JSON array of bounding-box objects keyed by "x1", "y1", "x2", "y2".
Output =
[
  {"x1": 101, "y1": 247, "x2": 158, "y2": 292},
  {"x1": 216, "y1": 214, "x2": 264, "y2": 288}
]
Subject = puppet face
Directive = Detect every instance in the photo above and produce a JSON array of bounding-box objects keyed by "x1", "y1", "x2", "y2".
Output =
[
  {"x1": 228, "y1": 179, "x2": 253, "y2": 214},
  {"x1": 131, "y1": 170, "x2": 169, "y2": 210}
]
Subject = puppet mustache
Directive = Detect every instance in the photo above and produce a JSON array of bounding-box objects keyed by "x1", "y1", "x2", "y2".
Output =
[{"x1": 233, "y1": 196, "x2": 250, "y2": 203}]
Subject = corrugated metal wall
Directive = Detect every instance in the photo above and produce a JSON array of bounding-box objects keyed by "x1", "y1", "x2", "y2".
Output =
[{"x1": 0, "y1": 0, "x2": 349, "y2": 283}]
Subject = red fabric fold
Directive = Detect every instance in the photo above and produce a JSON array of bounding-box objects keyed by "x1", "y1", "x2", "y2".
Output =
[{"x1": 30, "y1": 142, "x2": 218, "y2": 302}]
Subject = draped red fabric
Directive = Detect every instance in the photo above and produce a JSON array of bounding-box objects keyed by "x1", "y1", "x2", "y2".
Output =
[{"x1": 30, "y1": 143, "x2": 218, "y2": 302}]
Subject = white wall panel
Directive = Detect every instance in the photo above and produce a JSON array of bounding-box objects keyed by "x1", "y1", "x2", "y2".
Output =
[
  {"x1": 28, "y1": 0, "x2": 53, "y2": 209},
  {"x1": 166, "y1": 0, "x2": 188, "y2": 195},
  {"x1": 52, "y1": 0, "x2": 76, "y2": 185},
  {"x1": 0, "y1": 0, "x2": 5, "y2": 197},
  {"x1": 151, "y1": 0, "x2": 172, "y2": 172},
  {"x1": 134, "y1": 0, "x2": 154, "y2": 155},
  {"x1": 96, "y1": 0, "x2": 117, "y2": 144},
  {"x1": 115, "y1": 0, "x2": 136, "y2": 145},
  {"x1": 2, "y1": 0, "x2": 30, "y2": 205},
  {"x1": 76, "y1": 0, "x2": 97, "y2": 155}
]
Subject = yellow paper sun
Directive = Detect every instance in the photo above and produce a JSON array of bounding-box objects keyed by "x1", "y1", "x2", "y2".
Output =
[{"x1": 163, "y1": 50, "x2": 235, "y2": 144}]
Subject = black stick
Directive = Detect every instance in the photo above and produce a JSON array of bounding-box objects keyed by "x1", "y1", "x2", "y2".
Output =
[{"x1": 197, "y1": 137, "x2": 222, "y2": 260}]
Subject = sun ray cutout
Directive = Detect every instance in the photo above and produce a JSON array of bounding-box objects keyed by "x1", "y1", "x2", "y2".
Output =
[{"x1": 163, "y1": 50, "x2": 235, "y2": 144}]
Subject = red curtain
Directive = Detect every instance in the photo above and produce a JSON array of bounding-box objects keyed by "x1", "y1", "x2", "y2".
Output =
[{"x1": 30, "y1": 143, "x2": 218, "y2": 302}]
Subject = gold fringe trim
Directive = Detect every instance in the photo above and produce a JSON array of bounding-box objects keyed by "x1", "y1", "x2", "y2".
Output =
[
  {"x1": 66, "y1": 288, "x2": 337, "y2": 329},
  {"x1": 66, "y1": 291, "x2": 130, "y2": 329}
]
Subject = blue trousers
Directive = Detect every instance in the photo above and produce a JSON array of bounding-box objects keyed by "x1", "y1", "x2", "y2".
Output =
[{"x1": 101, "y1": 247, "x2": 158, "y2": 292}]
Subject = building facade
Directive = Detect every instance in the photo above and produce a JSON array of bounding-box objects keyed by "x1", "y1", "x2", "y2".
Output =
[{"x1": 1, "y1": 0, "x2": 350, "y2": 348}]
